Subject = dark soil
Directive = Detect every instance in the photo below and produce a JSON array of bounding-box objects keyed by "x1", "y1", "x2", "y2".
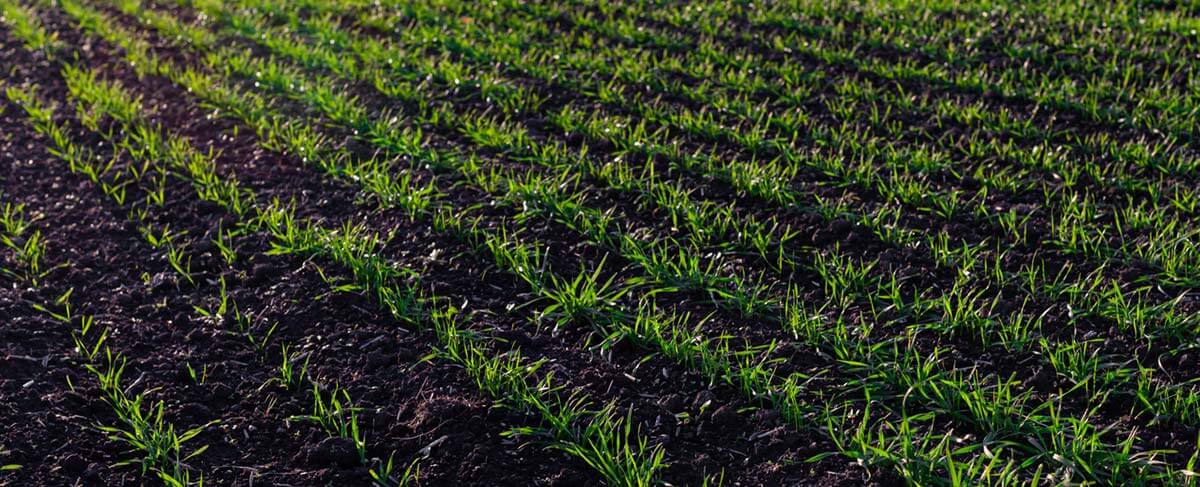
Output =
[{"x1": 2, "y1": 0, "x2": 1197, "y2": 485}]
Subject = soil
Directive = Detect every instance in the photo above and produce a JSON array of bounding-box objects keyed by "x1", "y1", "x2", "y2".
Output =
[
  {"x1": 1, "y1": 6, "x2": 887, "y2": 486},
  {"x1": 1, "y1": 0, "x2": 1197, "y2": 485}
]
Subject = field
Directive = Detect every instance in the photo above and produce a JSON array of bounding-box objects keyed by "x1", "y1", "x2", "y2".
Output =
[{"x1": 0, "y1": 0, "x2": 1199, "y2": 485}]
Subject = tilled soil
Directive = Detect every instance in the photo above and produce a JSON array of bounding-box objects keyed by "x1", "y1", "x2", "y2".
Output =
[{"x1": 3, "y1": 0, "x2": 1199, "y2": 486}]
